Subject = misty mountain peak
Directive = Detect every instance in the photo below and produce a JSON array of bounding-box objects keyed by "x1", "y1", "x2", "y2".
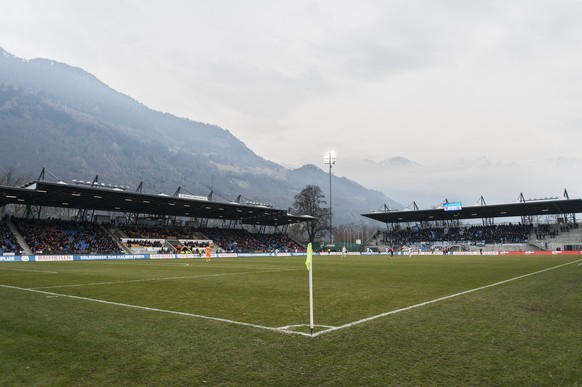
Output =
[
  {"x1": 362, "y1": 157, "x2": 420, "y2": 168},
  {"x1": 382, "y1": 157, "x2": 420, "y2": 167},
  {"x1": 0, "y1": 47, "x2": 397, "y2": 225}
]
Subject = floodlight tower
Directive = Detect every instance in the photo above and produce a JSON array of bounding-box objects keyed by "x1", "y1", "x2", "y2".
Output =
[{"x1": 324, "y1": 151, "x2": 336, "y2": 244}]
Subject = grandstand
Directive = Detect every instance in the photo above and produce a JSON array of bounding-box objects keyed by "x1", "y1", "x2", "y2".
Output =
[
  {"x1": 0, "y1": 221, "x2": 20, "y2": 255},
  {"x1": 0, "y1": 170, "x2": 313, "y2": 260},
  {"x1": 0, "y1": 217, "x2": 305, "y2": 257},
  {"x1": 2, "y1": 169, "x2": 582, "y2": 259},
  {"x1": 0, "y1": 169, "x2": 314, "y2": 229},
  {"x1": 361, "y1": 191, "x2": 582, "y2": 254}
]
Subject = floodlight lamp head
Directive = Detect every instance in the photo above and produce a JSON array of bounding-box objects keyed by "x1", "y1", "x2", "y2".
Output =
[{"x1": 324, "y1": 150, "x2": 337, "y2": 165}]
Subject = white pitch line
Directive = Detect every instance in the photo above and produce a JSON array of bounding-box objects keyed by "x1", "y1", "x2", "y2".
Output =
[
  {"x1": 1, "y1": 259, "x2": 578, "y2": 338},
  {"x1": 0, "y1": 267, "x2": 58, "y2": 274},
  {"x1": 311, "y1": 258, "x2": 582, "y2": 337},
  {"x1": 32, "y1": 268, "x2": 296, "y2": 290},
  {"x1": 0, "y1": 283, "x2": 310, "y2": 337},
  {"x1": 93, "y1": 261, "x2": 293, "y2": 271}
]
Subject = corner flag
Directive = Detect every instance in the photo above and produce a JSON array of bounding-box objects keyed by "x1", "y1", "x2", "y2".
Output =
[{"x1": 306, "y1": 242, "x2": 314, "y2": 336}]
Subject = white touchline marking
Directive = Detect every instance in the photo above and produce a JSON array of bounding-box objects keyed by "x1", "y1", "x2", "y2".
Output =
[
  {"x1": 32, "y1": 268, "x2": 297, "y2": 290},
  {"x1": 0, "y1": 283, "x2": 310, "y2": 337},
  {"x1": 0, "y1": 267, "x2": 58, "y2": 274},
  {"x1": 310, "y1": 258, "x2": 582, "y2": 337}
]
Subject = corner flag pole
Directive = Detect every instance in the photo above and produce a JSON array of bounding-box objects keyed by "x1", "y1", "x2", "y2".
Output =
[
  {"x1": 306, "y1": 242, "x2": 314, "y2": 336},
  {"x1": 309, "y1": 258, "x2": 314, "y2": 336}
]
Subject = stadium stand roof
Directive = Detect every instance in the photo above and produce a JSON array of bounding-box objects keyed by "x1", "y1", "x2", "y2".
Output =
[
  {"x1": 362, "y1": 199, "x2": 582, "y2": 224},
  {"x1": 0, "y1": 180, "x2": 315, "y2": 227}
]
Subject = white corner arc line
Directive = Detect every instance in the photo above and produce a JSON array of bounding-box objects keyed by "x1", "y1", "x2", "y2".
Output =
[{"x1": 311, "y1": 258, "x2": 582, "y2": 337}]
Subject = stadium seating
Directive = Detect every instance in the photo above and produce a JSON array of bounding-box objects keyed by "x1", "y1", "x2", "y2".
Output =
[
  {"x1": 372, "y1": 223, "x2": 536, "y2": 252},
  {"x1": 0, "y1": 220, "x2": 22, "y2": 254},
  {"x1": 2, "y1": 216, "x2": 579, "y2": 256},
  {"x1": 200, "y1": 228, "x2": 303, "y2": 253},
  {"x1": 13, "y1": 218, "x2": 123, "y2": 255},
  {"x1": 116, "y1": 224, "x2": 304, "y2": 254}
]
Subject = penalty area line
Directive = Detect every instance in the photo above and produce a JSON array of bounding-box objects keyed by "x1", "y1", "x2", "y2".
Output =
[{"x1": 312, "y1": 258, "x2": 582, "y2": 337}]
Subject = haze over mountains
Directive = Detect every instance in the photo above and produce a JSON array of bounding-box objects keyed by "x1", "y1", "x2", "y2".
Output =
[
  {"x1": 342, "y1": 154, "x2": 582, "y2": 210},
  {"x1": 2, "y1": 46, "x2": 579, "y2": 224},
  {"x1": 0, "y1": 47, "x2": 399, "y2": 225}
]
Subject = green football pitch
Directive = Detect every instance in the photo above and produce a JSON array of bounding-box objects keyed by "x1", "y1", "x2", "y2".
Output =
[{"x1": 1, "y1": 254, "x2": 581, "y2": 385}]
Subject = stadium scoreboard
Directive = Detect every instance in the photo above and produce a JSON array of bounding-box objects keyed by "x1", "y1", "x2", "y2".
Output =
[{"x1": 443, "y1": 202, "x2": 462, "y2": 211}]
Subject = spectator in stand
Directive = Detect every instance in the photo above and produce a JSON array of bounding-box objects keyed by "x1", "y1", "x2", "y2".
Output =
[
  {"x1": 14, "y1": 218, "x2": 122, "y2": 255},
  {"x1": 384, "y1": 223, "x2": 534, "y2": 250},
  {"x1": 0, "y1": 221, "x2": 22, "y2": 254}
]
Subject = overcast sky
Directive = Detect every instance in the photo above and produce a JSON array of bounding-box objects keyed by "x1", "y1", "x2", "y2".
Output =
[{"x1": 2, "y1": 1, "x2": 582, "y2": 207}]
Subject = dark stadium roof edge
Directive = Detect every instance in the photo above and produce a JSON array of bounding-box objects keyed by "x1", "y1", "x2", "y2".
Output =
[
  {"x1": 362, "y1": 197, "x2": 582, "y2": 224},
  {"x1": 0, "y1": 180, "x2": 316, "y2": 227}
]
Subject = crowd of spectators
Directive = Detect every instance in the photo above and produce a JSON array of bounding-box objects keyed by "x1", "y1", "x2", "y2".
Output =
[
  {"x1": 175, "y1": 240, "x2": 213, "y2": 255},
  {"x1": 120, "y1": 226, "x2": 304, "y2": 254},
  {"x1": 119, "y1": 225, "x2": 202, "y2": 240},
  {"x1": 116, "y1": 225, "x2": 304, "y2": 254},
  {"x1": 200, "y1": 228, "x2": 303, "y2": 253},
  {"x1": 534, "y1": 224, "x2": 556, "y2": 239},
  {"x1": 0, "y1": 221, "x2": 22, "y2": 254},
  {"x1": 532, "y1": 223, "x2": 579, "y2": 239},
  {"x1": 381, "y1": 223, "x2": 535, "y2": 247},
  {"x1": 122, "y1": 239, "x2": 168, "y2": 254},
  {"x1": 13, "y1": 218, "x2": 122, "y2": 255},
  {"x1": 253, "y1": 233, "x2": 304, "y2": 254},
  {"x1": 2, "y1": 218, "x2": 303, "y2": 256},
  {"x1": 2, "y1": 216, "x2": 579, "y2": 256},
  {"x1": 125, "y1": 239, "x2": 164, "y2": 248}
]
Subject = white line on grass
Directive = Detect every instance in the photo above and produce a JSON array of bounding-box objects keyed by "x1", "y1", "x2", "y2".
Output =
[
  {"x1": 0, "y1": 268, "x2": 58, "y2": 274},
  {"x1": 310, "y1": 258, "x2": 582, "y2": 337},
  {"x1": 1, "y1": 258, "x2": 579, "y2": 338},
  {"x1": 93, "y1": 261, "x2": 298, "y2": 272},
  {"x1": 89, "y1": 262, "x2": 198, "y2": 268},
  {"x1": 0, "y1": 283, "x2": 312, "y2": 337},
  {"x1": 32, "y1": 268, "x2": 297, "y2": 290}
]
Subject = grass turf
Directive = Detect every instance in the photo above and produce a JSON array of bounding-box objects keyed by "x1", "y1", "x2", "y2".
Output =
[{"x1": 0, "y1": 254, "x2": 581, "y2": 385}]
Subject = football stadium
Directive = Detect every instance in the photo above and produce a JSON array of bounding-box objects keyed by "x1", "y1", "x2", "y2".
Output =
[{"x1": 1, "y1": 171, "x2": 581, "y2": 385}]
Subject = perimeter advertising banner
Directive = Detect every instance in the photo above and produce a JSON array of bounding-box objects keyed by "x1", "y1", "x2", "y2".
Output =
[{"x1": 1, "y1": 250, "x2": 581, "y2": 263}]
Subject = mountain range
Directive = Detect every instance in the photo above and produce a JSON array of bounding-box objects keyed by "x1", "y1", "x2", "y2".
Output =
[{"x1": 0, "y1": 47, "x2": 400, "y2": 225}]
